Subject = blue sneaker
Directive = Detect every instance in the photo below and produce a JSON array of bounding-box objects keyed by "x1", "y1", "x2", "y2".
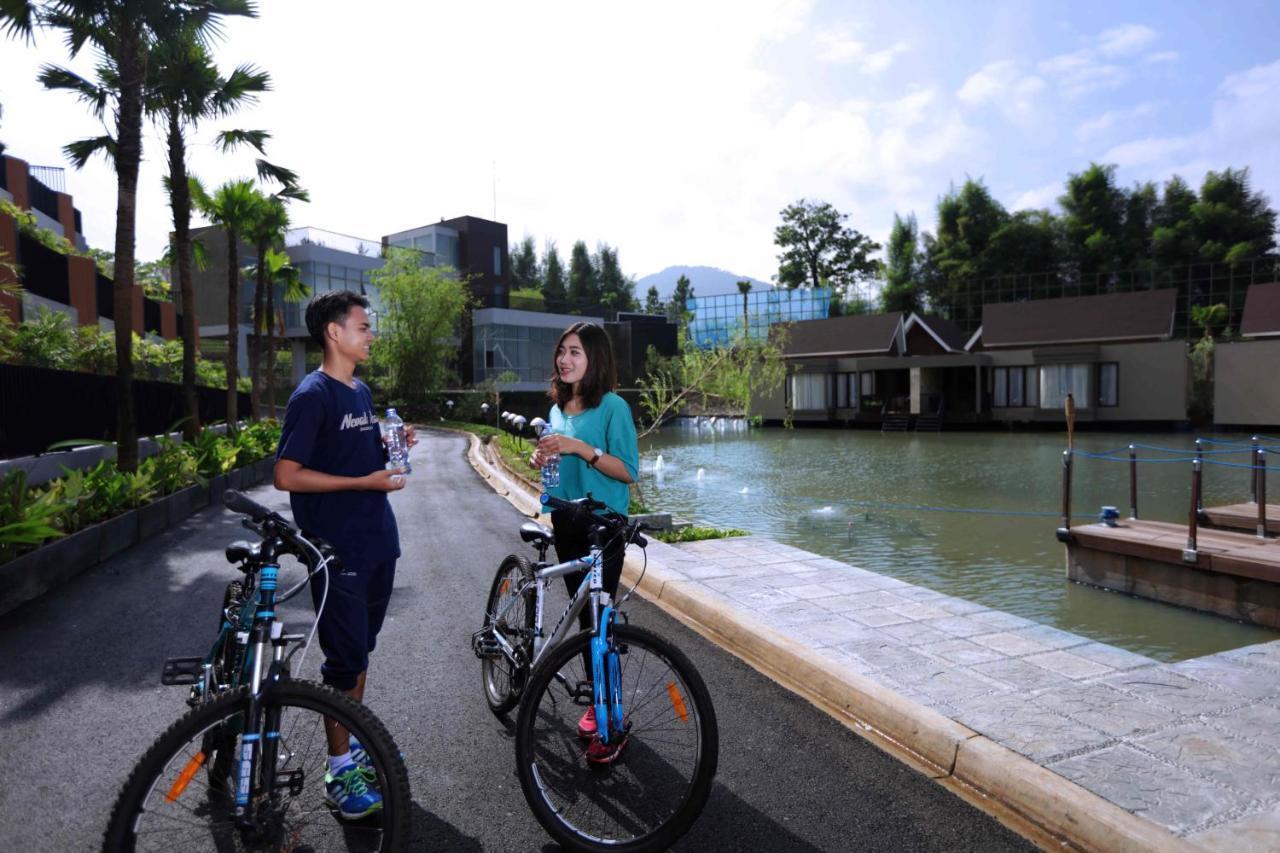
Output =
[
  {"x1": 324, "y1": 762, "x2": 382, "y2": 820},
  {"x1": 349, "y1": 736, "x2": 377, "y2": 784}
]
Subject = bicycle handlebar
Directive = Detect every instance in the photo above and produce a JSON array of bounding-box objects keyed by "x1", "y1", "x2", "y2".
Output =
[
  {"x1": 221, "y1": 489, "x2": 329, "y2": 570},
  {"x1": 540, "y1": 493, "x2": 650, "y2": 547}
]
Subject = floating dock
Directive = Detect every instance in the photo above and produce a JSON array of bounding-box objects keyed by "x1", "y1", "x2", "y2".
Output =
[{"x1": 1202, "y1": 501, "x2": 1280, "y2": 536}]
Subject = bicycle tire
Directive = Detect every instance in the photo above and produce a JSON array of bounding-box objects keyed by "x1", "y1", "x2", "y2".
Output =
[
  {"x1": 104, "y1": 680, "x2": 411, "y2": 852},
  {"x1": 515, "y1": 623, "x2": 718, "y2": 852},
  {"x1": 481, "y1": 554, "x2": 536, "y2": 715}
]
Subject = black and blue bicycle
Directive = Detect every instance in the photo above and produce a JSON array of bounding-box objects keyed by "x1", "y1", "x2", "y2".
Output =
[
  {"x1": 103, "y1": 490, "x2": 410, "y2": 852},
  {"x1": 474, "y1": 493, "x2": 719, "y2": 852}
]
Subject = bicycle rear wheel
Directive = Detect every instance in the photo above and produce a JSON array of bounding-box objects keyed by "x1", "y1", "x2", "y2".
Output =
[
  {"x1": 481, "y1": 554, "x2": 536, "y2": 715},
  {"x1": 515, "y1": 623, "x2": 718, "y2": 852},
  {"x1": 104, "y1": 680, "x2": 410, "y2": 852}
]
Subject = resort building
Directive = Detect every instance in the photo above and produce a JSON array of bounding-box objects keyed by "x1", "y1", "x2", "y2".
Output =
[
  {"x1": 1214, "y1": 282, "x2": 1280, "y2": 428},
  {"x1": 759, "y1": 289, "x2": 1190, "y2": 429},
  {"x1": 1, "y1": 151, "x2": 176, "y2": 339}
]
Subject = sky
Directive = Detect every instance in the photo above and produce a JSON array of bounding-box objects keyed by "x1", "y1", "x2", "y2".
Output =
[{"x1": 2, "y1": 0, "x2": 1278, "y2": 286}]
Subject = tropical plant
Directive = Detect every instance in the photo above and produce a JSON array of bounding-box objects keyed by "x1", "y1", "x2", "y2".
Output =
[
  {"x1": 260, "y1": 246, "x2": 307, "y2": 417},
  {"x1": 192, "y1": 176, "x2": 260, "y2": 428},
  {"x1": 0, "y1": 470, "x2": 64, "y2": 563},
  {"x1": 2, "y1": 0, "x2": 255, "y2": 472}
]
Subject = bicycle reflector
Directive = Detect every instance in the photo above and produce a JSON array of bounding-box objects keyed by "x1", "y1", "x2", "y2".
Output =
[
  {"x1": 667, "y1": 681, "x2": 689, "y2": 723},
  {"x1": 164, "y1": 751, "x2": 208, "y2": 803}
]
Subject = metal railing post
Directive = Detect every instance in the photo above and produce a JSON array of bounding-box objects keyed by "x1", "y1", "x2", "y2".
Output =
[
  {"x1": 1129, "y1": 444, "x2": 1138, "y2": 519},
  {"x1": 1057, "y1": 449, "x2": 1073, "y2": 542},
  {"x1": 1185, "y1": 455, "x2": 1201, "y2": 563},
  {"x1": 1250, "y1": 436, "x2": 1260, "y2": 503},
  {"x1": 1258, "y1": 448, "x2": 1268, "y2": 540},
  {"x1": 1195, "y1": 439, "x2": 1204, "y2": 516}
]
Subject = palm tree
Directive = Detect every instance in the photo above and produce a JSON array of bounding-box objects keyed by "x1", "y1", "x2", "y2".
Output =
[
  {"x1": 149, "y1": 36, "x2": 270, "y2": 439},
  {"x1": 737, "y1": 279, "x2": 753, "y2": 337},
  {"x1": 260, "y1": 246, "x2": 308, "y2": 418},
  {"x1": 192, "y1": 177, "x2": 260, "y2": 429},
  {"x1": 1, "y1": 0, "x2": 253, "y2": 471},
  {"x1": 245, "y1": 192, "x2": 286, "y2": 417}
]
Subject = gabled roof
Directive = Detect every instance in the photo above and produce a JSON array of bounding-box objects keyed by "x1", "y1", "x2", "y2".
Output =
[
  {"x1": 904, "y1": 313, "x2": 969, "y2": 352},
  {"x1": 975, "y1": 289, "x2": 1178, "y2": 349},
  {"x1": 1241, "y1": 282, "x2": 1280, "y2": 338},
  {"x1": 782, "y1": 312, "x2": 904, "y2": 357}
]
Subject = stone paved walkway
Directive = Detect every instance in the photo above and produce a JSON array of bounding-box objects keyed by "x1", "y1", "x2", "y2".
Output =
[{"x1": 646, "y1": 535, "x2": 1280, "y2": 850}]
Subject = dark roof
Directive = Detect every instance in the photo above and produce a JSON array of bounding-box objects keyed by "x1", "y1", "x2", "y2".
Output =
[
  {"x1": 1241, "y1": 282, "x2": 1280, "y2": 337},
  {"x1": 782, "y1": 312, "x2": 903, "y2": 357},
  {"x1": 908, "y1": 314, "x2": 969, "y2": 351},
  {"x1": 977, "y1": 289, "x2": 1177, "y2": 349}
]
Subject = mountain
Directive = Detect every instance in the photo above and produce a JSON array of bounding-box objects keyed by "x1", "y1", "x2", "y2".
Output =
[{"x1": 634, "y1": 266, "x2": 774, "y2": 303}]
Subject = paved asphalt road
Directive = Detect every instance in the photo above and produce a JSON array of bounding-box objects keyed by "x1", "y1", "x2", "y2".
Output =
[{"x1": 0, "y1": 430, "x2": 1034, "y2": 852}]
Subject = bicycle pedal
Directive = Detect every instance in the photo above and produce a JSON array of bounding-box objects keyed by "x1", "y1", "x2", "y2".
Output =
[
  {"x1": 471, "y1": 630, "x2": 501, "y2": 659},
  {"x1": 161, "y1": 656, "x2": 205, "y2": 686},
  {"x1": 273, "y1": 769, "x2": 305, "y2": 796}
]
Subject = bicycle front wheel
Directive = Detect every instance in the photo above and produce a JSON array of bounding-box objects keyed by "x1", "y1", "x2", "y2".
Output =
[
  {"x1": 104, "y1": 680, "x2": 410, "y2": 852},
  {"x1": 480, "y1": 554, "x2": 536, "y2": 715},
  {"x1": 515, "y1": 623, "x2": 718, "y2": 852}
]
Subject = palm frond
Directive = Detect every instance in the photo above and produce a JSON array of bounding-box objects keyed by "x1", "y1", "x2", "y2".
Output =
[
  {"x1": 0, "y1": 1, "x2": 37, "y2": 43},
  {"x1": 216, "y1": 128, "x2": 268, "y2": 154},
  {"x1": 211, "y1": 63, "x2": 269, "y2": 115},
  {"x1": 64, "y1": 135, "x2": 117, "y2": 169},
  {"x1": 38, "y1": 64, "x2": 111, "y2": 119}
]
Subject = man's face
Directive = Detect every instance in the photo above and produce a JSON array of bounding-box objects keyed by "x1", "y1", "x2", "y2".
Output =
[{"x1": 328, "y1": 305, "x2": 373, "y2": 363}]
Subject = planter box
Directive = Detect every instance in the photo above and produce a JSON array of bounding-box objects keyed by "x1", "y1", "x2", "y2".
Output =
[
  {"x1": 167, "y1": 484, "x2": 209, "y2": 525},
  {"x1": 209, "y1": 473, "x2": 230, "y2": 507},
  {"x1": 0, "y1": 524, "x2": 102, "y2": 616},
  {"x1": 255, "y1": 457, "x2": 274, "y2": 484},
  {"x1": 629, "y1": 512, "x2": 673, "y2": 531},
  {"x1": 226, "y1": 467, "x2": 244, "y2": 491},
  {"x1": 98, "y1": 511, "x2": 139, "y2": 561},
  {"x1": 138, "y1": 496, "x2": 170, "y2": 540}
]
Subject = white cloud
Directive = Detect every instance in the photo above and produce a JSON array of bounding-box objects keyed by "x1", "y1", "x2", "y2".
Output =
[
  {"x1": 1009, "y1": 181, "x2": 1062, "y2": 212},
  {"x1": 1076, "y1": 102, "x2": 1160, "y2": 140},
  {"x1": 956, "y1": 60, "x2": 1045, "y2": 124},
  {"x1": 1143, "y1": 51, "x2": 1179, "y2": 64},
  {"x1": 1097, "y1": 24, "x2": 1157, "y2": 57},
  {"x1": 816, "y1": 32, "x2": 909, "y2": 74}
]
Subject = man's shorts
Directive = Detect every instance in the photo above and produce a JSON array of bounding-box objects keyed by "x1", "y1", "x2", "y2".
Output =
[{"x1": 308, "y1": 558, "x2": 396, "y2": 691}]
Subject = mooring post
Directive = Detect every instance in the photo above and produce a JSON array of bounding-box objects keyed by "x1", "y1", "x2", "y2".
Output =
[
  {"x1": 1056, "y1": 449, "x2": 1073, "y2": 542},
  {"x1": 1251, "y1": 436, "x2": 1260, "y2": 503},
  {"x1": 1194, "y1": 439, "x2": 1204, "y2": 516},
  {"x1": 1129, "y1": 444, "x2": 1138, "y2": 519},
  {"x1": 1185, "y1": 454, "x2": 1201, "y2": 563},
  {"x1": 1259, "y1": 448, "x2": 1268, "y2": 540}
]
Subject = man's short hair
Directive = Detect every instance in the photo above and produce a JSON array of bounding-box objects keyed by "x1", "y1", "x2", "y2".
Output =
[{"x1": 305, "y1": 290, "x2": 369, "y2": 347}]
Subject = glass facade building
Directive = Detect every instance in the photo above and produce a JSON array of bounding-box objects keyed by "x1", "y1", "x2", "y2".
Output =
[
  {"x1": 687, "y1": 287, "x2": 831, "y2": 348},
  {"x1": 384, "y1": 224, "x2": 461, "y2": 270},
  {"x1": 471, "y1": 308, "x2": 601, "y2": 390}
]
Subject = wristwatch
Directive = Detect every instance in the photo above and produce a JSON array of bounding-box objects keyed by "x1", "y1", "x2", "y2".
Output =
[{"x1": 587, "y1": 447, "x2": 604, "y2": 468}]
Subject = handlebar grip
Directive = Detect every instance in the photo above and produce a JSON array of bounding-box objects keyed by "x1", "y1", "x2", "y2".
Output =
[{"x1": 222, "y1": 489, "x2": 274, "y2": 522}]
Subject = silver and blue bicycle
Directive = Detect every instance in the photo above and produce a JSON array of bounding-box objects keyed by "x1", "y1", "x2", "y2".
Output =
[{"x1": 473, "y1": 493, "x2": 719, "y2": 852}]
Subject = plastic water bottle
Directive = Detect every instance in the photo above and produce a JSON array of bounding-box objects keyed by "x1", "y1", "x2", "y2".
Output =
[
  {"x1": 539, "y1": 424, "x2": 560, "y2": 488},
  {"x1": 383, "y1": 408, "x2": 412, "y2": 474}
]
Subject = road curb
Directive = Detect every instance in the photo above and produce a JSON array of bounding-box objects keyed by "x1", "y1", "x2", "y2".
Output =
[{"x1": 462, "y1": 432, "x2": 1195, "y2": 852}]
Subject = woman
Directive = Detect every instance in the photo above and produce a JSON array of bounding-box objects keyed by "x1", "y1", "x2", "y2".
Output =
[{"x1": 530, "y1": 320, "x2": 639, "y2": 755}]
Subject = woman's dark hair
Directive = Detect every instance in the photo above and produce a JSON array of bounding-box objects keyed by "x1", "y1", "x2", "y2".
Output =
[
  {"x1": 549, "y1": 321, "x2": 617, "y2": 409},
  {"x1": 305, "y1": 290, "x2": 369, "y2": 347}
]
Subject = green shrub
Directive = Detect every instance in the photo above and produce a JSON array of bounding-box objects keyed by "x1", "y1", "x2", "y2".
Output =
[
  {"x1": 0, "y1": 470, "x2": 65, "y2": 562},
  {"x1": 653, "y1": 526, "x2": 748, "y2": 544}
]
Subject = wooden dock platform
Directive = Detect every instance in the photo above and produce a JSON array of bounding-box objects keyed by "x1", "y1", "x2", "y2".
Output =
[
  {"x1": 1201, "y1": 502, "x2": 1280, "y2": 535},
  {"x1": 1065, "y1": 519, "x2": 1280, "y2": 628}
]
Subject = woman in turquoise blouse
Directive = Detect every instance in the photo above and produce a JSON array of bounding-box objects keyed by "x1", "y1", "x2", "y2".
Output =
[{"x1": 530, "y1": 321, "x2": 639, "y2": 749}]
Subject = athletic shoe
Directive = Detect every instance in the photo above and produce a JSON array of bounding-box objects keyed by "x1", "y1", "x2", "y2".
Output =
[
  {"x1": 585, "y1": 733, "x2": 629, "y2": 765},
  {"x1": 577, "y1": 706, "x2": 598, "y2": 738},
  {"x1": 349, "y1": 736, "x2": 377, "y2": 784},
  {"x1": 324, "y1": 763, "x2": 383, "y2": 820}
]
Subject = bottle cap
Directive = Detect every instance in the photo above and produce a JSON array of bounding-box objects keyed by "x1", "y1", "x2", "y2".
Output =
[{"x1": 386, "y1": 407, "x2": 398, "y2": 417}]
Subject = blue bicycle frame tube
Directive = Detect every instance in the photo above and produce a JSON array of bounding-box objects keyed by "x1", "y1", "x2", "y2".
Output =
[{"x1": 591, "y1": 606, "x2": 626, "y2": 744}]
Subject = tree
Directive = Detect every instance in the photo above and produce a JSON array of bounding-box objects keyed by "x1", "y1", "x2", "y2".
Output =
[
  {"x1": 245, "y1": 187, "x2": 308, "y2": 419},
  {"x1": 1059, "y1": 163, "x2": 1126, "y2": 285},
  {"x1": 369, "y1": 248, "x2": 471, "y2": 406},
  {"x1": 921, "y1": 179, "x2": 1010, "y2": 325},
  {"x1": 542, "y1": 241, "x2": 566, "y2": 312},
  {"x1": 983, "y1": 210, "x2": 1060, "y2": 298},
  {"x1": 881, "y1": 213, "x2": 922, "y2": 313},
  {"x1": 1192, "y1": 167, "x2": 1276, "y2": 264},
  {"x1": 510, "y1": 235, "x2": 539, "y2": 292},
  {"x1": 773, "y1": 199, "x2": 880, "y2": 291},
  {"x1": 259, "y1": 246, "x2": 307, "y2": 418},
  {"x1": 595, "y1": 243, "x2": 637, "y2": 318},
  {"x1": 669, "y1": 274, "x2": 694, "y2": 323},
  {"x1": 643, "y1": 285, "x2": 663, "y2": 315},
  {"x1": 147, "y1": 33, "x2": 272, "y2": 438},
  {"x1": 1152, "y1": 175, "x2": 1199, "y2": 270},
  {"x1": 1120, "y1": 181, "x2": 1158, "y2": 273},
  {"x1": 192, "y1": 177, "x2": 260, "y2": 428},
  {"x1": 567, "y1": 240, "x2": 598, "y2": 310},
  {"x1": 736, "y1": 279, "x2": 752, "y2": 330},
  {"x1": 4, "y1": 0, "x2": 254, "y2": 469}
]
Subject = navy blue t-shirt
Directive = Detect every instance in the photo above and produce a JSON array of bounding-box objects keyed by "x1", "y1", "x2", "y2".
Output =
[{"x1": 276, "y1": 370, "x2": 400, "y2": 570}]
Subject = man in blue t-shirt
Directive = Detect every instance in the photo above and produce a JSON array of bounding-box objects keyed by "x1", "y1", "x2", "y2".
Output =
[{"x1": 274, "y1": 290, "x2": 413, "y2": 819}]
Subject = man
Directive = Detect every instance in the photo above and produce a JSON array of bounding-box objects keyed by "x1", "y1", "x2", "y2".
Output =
[{"x1": 274, "y1": 290, "x2": 413, "y2": 819}]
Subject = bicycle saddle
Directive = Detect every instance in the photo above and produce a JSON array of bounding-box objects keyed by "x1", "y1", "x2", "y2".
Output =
[
  {"x1": 225, "y1": 540, "x2": 263, "y2": 564},
  {"x1": 519, "y1": 522, "x2": 554, "y2": 546}
]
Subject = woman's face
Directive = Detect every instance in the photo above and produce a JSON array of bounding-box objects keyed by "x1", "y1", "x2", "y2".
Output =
[{"x1": 556, "y1": 333, "x2": 589, "y2": 388}]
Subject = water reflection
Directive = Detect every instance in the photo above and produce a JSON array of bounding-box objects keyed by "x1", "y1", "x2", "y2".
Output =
[{"x1": 639, "y1": 427, "x2": 1280, "y2": 661}]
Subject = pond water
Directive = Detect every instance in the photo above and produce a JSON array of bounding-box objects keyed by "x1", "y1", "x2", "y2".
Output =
[{"x1": 638, "y1": 423, "x2": 1280, "y2": 661}]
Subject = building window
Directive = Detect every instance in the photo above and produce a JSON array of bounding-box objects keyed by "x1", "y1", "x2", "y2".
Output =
[
  {"x1": 1098, "y1": 362, "x2": 1119, "y2": 407},
  {"x1": 835, "y1": 372, "x2": 848, "y2": 408},
  {"x1": 993, "y1": 367, "x2": 1008, "y2": 407},
  {"x1": 1040, "y1": 364, "x2": 1090, "y2": 409},
  {"x1": 992, "y1": 366, "x2": 1038, "y2": 408},
  {"x1": 493, "y1": 246, "x2": 502, "y2": 276},
  {"x1": 860, "y1": 371, "x2": 875, "y2": 398},
  {"x1": 789, "y1": 373, "x2": 828, "y2": 410}
]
